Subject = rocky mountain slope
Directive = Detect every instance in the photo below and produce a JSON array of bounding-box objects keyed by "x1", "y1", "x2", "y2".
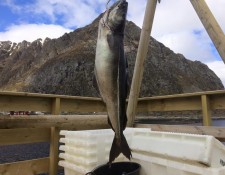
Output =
[{"x1": 0, "y1": 16, "x2": 224, "y2": 97}]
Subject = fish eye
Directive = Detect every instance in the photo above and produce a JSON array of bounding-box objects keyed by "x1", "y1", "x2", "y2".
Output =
[{"x1": 117, "y1": 2, "x2": 121, "y2": 8}]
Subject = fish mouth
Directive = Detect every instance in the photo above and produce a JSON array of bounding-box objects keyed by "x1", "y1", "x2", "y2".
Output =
[
  {"x1": 117, "y1": 0, "x2": 128, "y2": 18},
  {"x1": 118, "y1": 0, "x2": 128, "y2": 10}
]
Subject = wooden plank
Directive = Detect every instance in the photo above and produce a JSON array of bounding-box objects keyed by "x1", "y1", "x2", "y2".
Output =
[
  {"x1": 61, "y1": 98, "x2": 106, "y2": 112},
  {"x1": 0, "y1": 157, "x2": 49, "y2": 175},
  {"x1": 0, "y1": 90, "x2": 224, "y2": 104},
  {"x1": 0, "y1": 90, "x2": 224, "y2": 113},
  {"x1": 49, "y1": 98, "x2": 61, "y2": 175},
  {"x1": 0, "y1": 115, "x2": 108, "y2": 129},
  {"x1": 0, "y1": 95, "x2": 52, "y2": 112},
  {"x1": 0, "y1": 128, "x2": 50, "y2": 145},
  {"x1": 1, "y1": 90, "x2": 225, "y2": 99},
  {"x1": 210, "y1": 94, "x2": 225, "y2": 110},
  {"x1": 190, "y1": 0, "x2": 225, "y2": 63},
  {"x1": 0, "y1": 91, "x2": 101, "y2": 100},
  {"x1": 139, "y1": 90, "x2": 225, "y2": 100},
  {"x1": 201, "y1": 95, "x2": 212, "y2": 126},
  {"x1": 137, "y1": 96, "x2": 201, "y2": 112},
  {"x1": 49, "y1": 127, "x2": 59, "y2": 175},
  {"x1": 0, "y1": 92, "x2": 103, "y2": 113},
  {"x1": 127, "y1": 0, "x2": 158, "y2": 126},
  {"x1": 135, "y1": 124, "x2": 225, "y2": 139}
]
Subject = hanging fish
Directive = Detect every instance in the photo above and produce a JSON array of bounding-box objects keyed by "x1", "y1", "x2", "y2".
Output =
[{"x1": 94, "y1": 0, "x2": 131, "y2": 164}]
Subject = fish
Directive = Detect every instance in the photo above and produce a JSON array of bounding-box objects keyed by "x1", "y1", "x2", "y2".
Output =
[{"x1": 94, "y1": 0, "x2": 131, "y2": 164}]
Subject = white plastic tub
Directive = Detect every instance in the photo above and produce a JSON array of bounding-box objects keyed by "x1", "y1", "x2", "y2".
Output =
[
  {"x1": 59, "y1": 128, "x2": 225, "y2": 175},
  {"x1": 131, "y1": 131, "x2": 225, "y2": 167},
  {"x1": 132, "y1": 152, "x2": 225, "y2": 175},
  {"x1": 59, "y1": 128, "x2": 150, "y2": 174}
]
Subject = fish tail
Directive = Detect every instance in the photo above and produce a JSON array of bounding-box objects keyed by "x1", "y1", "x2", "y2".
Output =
[{"x1": 109, "y1": 133, "x2": 132, "y2": 163}]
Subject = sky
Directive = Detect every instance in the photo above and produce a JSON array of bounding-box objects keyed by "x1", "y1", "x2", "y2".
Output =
[{"x1": 0, "y1": 0, "x2": 225, "y2": 87}]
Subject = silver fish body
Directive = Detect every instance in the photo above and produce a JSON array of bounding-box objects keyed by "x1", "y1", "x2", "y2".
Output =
[{"x1": 95, "y1": 0, "x2": 131, "y2": 163}]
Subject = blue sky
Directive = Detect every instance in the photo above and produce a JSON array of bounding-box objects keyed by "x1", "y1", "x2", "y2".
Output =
[{"x1": 0, "y1": 0, "x2": 225, "y2": 86}]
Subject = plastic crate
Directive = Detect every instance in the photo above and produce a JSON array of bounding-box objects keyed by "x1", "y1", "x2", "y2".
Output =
[
  {"x1": 59, "y1": 128, "x2": 150, "y2": 174},
  {"x1": 131, "y1": 131, "x2": 225, "y2": 167},
  {"x1": 132, "y1": 152, "x2": 225, "y2": 175},
  {"x1": 59, "y1": 128, "x2": 225, "y2": 175}
]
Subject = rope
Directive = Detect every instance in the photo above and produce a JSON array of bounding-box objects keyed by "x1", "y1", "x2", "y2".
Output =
[{"x1": 106, "y1": 0, "x2": 111, "y2": 10}]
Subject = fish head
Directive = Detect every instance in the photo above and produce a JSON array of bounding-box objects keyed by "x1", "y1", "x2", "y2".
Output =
[{"x1": 104, "y1": 0, "x2": 128, "y2": 33}]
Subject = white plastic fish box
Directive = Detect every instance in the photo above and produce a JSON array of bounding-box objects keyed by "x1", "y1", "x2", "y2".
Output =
[
  {"x1": 132, "y1": 152, "x2": 225, "y2": 175},
  {"x1": 59, "y1": 128, "x2": 225, "y2": 175},
  {"x1": 130, "y1": 131, "x2": 225, "y2": 167},
  {"x1": 130, "y1": 131, "x2": 225, "y2": 175},
  {"x1": 59, "y1": 128, "x2": 150, "y2": 174}
]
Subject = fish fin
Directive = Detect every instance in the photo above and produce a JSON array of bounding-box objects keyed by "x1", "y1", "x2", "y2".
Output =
[
  {"x1": 121, "y1": 133, "x2": 132, "y2": 160},
  {"x1": 109, "y1": 134, "x2": 132, "y2": 164},
  {"x1": 109, "y1": 136, "x2": 121, "y2": 163}
]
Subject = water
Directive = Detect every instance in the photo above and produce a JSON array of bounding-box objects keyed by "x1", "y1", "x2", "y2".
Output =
[
  {"x1": 212, "y1": 119, "x2": 225, "y2": 126},
  {"x1": 136, "y1": 118, "x2": 225, "y2": 126}
]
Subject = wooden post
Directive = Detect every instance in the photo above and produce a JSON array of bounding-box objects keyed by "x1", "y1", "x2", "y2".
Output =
[
  {"x1": 201, "y1": 95, "x2": 212, "y2": 126},
  {"x1": 190, "y1": 0, "x2": 225, "y2": 64},
  {"x1": 51, "y1": 97, "x2": 61, "y2": 115},
  {"x1": 127, "y1": 0, "x2": 158, "y2": 126},
  {"x1": 49, "y1": 98, "x2": 61, "y2": 175}
]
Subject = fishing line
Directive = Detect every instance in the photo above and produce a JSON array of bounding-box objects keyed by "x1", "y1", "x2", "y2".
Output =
[{"x1": 106, "y1": 0, "x2": 111, "y2": 10}]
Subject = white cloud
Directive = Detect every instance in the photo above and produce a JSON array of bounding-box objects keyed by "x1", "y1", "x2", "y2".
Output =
[
  {"x1": 0, "y1": 24, "x2": 71, "y2": 43},
  {"x1": 1, "y1": 0, "x2": 224, "y2": 86},
  {"x1": 1, "y1": 0, "x2": 22, "y2": 12},
  {"x1": 4, "y1": 0, "x2": 107, "y2": 28},
  {"x1": 127, "y1": 0, "x2": 225, "y2": 85},
  {"x1": 127, "y1": 0, "x2": 225, "y2": 60},
  {"x1": 207, "y1": 61, "x2": 225, "y2": 87},
  {"x1": 1, "y1": 0, "x2": 106, "y2": 28},
  {"x1": 127, "y1": 0, "x2": 147, "y2": 27},
  {"x1": 157, "y1": 30, "x2": 216, "y2": 62}
]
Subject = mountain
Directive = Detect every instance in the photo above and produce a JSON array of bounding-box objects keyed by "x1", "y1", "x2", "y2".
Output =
[{"x1": 0, "y1": 16, "x2": 224, "y2": 97}]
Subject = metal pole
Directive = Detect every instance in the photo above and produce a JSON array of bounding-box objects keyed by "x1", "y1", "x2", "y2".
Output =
[
  {"x1": 190, "y1": 0, "x2": 225, "y2": 64},
  {"x1": 127, "y1": 0, "x2": 158, "y2": 126}
]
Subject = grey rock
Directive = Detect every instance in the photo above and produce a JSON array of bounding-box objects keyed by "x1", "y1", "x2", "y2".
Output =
[{"x1": 0, "y1": 15, "x2": 223, "y2": 96}]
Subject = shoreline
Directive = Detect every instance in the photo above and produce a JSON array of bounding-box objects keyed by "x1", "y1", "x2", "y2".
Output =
[{"x1": 135, "y1": 117, "x2": 225, "y2": 125}]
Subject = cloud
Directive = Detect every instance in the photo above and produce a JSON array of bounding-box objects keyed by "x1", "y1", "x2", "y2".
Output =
[
  {"x1": 29, "y1": 0, "x2": 100, "y2": 28},
  {"x1": 126, "y1": 0, "x2": 225, "y2": 86},
  {"x1": 156, "y1": 30, "x2": 217, "y2": 62},
  {"x1": 207, "y1": 61, "x2": 225, "y2": 87},
  {"x1": 0, "y1": 0, "x2": 22, "y2": 12},
  {"x1": 127, "y1": 0, "x2": 225, "y2": 60},
  {"x1": 2, "y1": 0, "x2": 107, "y2": 28},
  {"x1": 1, "y1": 0, "x2": 224, "y2": 86},
  {"x1": 127, "y1": 0, "x2": 147, "y2": 27},
  {"x1": 0, "y1": 23, "x2": 71, "y2": 43}
]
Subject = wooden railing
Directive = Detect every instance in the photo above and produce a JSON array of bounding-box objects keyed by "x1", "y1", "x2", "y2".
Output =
[
  {"x1": 1, "y1": 90, "x2": 225, "y2": 124},
  {"x1": 137, "y1": 90, "x2": 225, "y2": 126},
  {"x1": 0, "y1": 115, "x2": 108, "y2": 175},
  {"x1": 0, "y1": 90, "x2": 225, "y2": 175}
]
